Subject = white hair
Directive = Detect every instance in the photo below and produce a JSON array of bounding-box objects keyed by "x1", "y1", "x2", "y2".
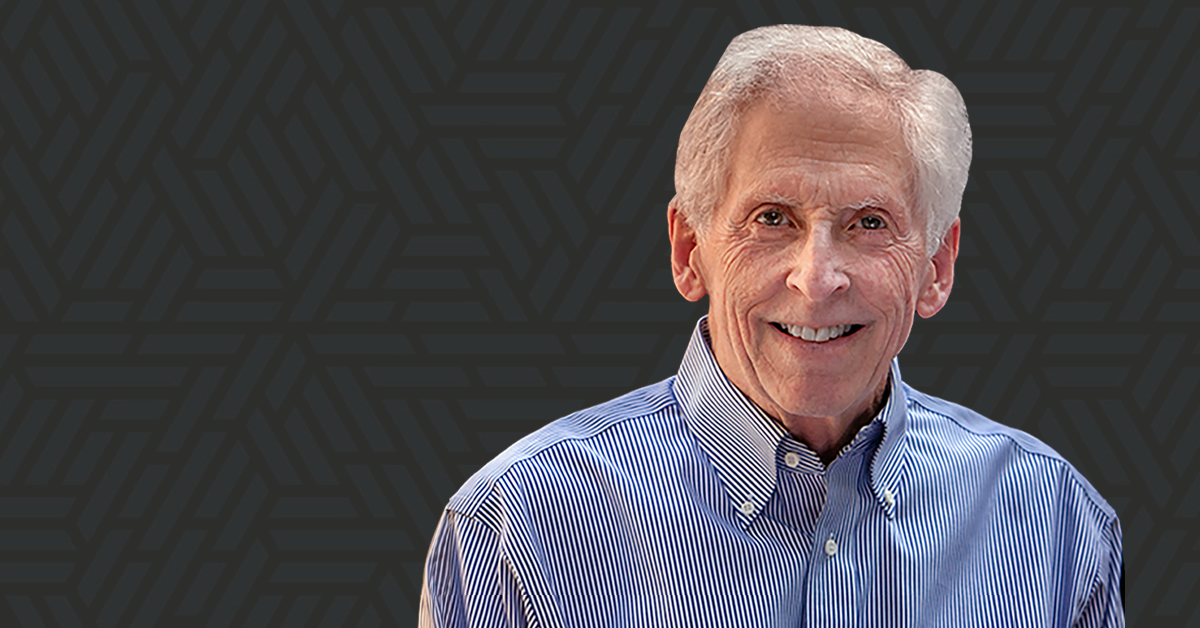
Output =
[{"x1": 673, "y1": 25, "x2": 971, "y2": 252}]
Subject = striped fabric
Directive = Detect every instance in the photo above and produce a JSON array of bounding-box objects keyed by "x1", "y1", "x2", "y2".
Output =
[{"x1": 420, "y1": 318, "x2": 1124, "y2": 627}]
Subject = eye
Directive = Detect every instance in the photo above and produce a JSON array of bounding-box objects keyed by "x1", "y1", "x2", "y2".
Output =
[
  {"x1": 756, "y1": 210, "x2": 789, "y2": 227},
  {"x1": 859, "y1": 215, "x2": 886, "y2": 230}
]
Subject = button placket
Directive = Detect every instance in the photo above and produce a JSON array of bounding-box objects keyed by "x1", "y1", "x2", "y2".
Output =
[{"x1": 802, "y1": 452, "x2": 862, "y2": 626}]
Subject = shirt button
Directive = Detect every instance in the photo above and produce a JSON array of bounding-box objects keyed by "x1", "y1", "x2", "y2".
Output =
[
  {"x1": 784, "y1": 452, "x2": 800, "y2": 468},
  {"x1": 824, "y1": 538, "x2": 838, "y2": 557},
  {"x1": 740, "y1": 500, "x2": 755, "y2": 515},
  {"x1": 883, "y1": 489, "x2": 895, "y2": 507}
]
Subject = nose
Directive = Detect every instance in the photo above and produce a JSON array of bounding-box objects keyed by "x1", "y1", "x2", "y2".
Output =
[{"x1": 786, "y1": 229, "x2": 850, "y2": 301}]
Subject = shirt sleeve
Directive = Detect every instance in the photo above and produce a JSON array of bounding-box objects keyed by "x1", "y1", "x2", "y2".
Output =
[
  {"x1": 420, "y1": 509, "x2": 537, "y2": 628},
  {"x1": 1073, "y1": 515, "x2": 1124, "y2": 628}
]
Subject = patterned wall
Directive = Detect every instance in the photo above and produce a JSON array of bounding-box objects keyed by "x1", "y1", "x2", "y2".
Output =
[{"x1": 0, "y1": 0, "x2": 1195, "y2": 625}]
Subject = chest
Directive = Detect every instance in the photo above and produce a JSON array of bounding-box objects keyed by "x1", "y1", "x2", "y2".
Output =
[{"x1": 530, "y1": 470, "x2": 1069, "y2": 627}]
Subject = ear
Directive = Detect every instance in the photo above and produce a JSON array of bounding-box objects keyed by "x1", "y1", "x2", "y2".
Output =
[
  {"x1": 916, "y1": 218, "x2": 959, "y2": 318},
  {"x1": 668, "y1": 200, "x2": 708, "y2": 302}
]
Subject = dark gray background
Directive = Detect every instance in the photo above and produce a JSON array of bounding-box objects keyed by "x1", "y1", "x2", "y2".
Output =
[{"x1": 0, "y1": 0, "x2": 1195, "y2": 625}]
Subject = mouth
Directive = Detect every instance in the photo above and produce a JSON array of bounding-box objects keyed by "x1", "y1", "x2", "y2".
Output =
[{"x1": 770, "y1": 322, "x2": 864, "y2": 343}]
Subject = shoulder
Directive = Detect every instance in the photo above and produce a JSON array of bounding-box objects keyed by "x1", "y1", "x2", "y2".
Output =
[
  {"x1": 902, "y1": 383, "x2": 1117, "y2": 521},
  {"x1": 446, "y1": 377, "x2": 681, "y2": 517}
]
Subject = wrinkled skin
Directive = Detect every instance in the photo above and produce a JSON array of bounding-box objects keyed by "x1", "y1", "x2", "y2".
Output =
[{"x1": 669, "y1": 87, "x2": 959, "y2": 464}]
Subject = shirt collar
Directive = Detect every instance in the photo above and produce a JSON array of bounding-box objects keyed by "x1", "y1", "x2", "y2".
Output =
[{"x1": 672, "y1": 317, "x2": 908, "y2": 526}]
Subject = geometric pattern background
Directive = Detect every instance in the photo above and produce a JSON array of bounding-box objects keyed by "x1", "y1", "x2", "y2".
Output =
[{"x1": 0, "y1": 0, "x2": 1195, "y2": 625}]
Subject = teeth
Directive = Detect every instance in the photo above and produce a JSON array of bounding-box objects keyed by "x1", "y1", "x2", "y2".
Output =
[{"x1": 782, "y1": 323, "x2": 852, "y2": 343}]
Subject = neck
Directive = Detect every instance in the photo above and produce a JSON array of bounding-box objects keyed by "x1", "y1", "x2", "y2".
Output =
[{"x1": 778, "y1": 374, "x2": 889, "y2": 465}]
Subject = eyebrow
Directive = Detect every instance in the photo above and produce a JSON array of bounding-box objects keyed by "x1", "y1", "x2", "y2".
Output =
[
  {"x1": 759, "y1": 192, "x2": 805, "y2": 207},
  {"x1": 846, "y1": 196, "x2": 891, "y2": 210}
]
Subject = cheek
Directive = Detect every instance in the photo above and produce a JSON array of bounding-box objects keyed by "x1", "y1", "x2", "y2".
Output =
[
  {"x1": 713, "y1": 240, "x2": 780, "y2": 293},
  {"x1": 856, "y1": 245, "x2": 927, "y2": 313}
]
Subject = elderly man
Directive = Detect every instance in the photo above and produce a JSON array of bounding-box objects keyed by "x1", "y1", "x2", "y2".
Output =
[{"x1": 420, "y1": 25, "x2": 1123, "y2": 627}]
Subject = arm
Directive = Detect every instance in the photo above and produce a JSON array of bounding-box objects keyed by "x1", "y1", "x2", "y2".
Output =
[
  {"x1": 1073, "y1": 516, "x2": 1124, "y2": 628},
  {"x1": 420, "y1": 509, "x2": 537, "y2": 628}
]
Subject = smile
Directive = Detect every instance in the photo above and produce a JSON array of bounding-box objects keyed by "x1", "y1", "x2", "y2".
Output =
[{"x1": 771, "y1": 322, "x2": 864, "y2": 343}]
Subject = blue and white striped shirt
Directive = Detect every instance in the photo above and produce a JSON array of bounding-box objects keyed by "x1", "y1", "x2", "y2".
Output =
[{"x1": 421, "y1": 318, "x2": 1123, "y2": 627}]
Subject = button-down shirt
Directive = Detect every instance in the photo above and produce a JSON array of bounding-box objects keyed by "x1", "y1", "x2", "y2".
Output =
[{"x1": 421, "y1": 319, "x2": 1124, "y2": 627}]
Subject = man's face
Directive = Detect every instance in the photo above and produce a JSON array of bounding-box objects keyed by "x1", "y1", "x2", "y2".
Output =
[{"x1": 669, "y1": 87, "x2": 958, "y2": 433}]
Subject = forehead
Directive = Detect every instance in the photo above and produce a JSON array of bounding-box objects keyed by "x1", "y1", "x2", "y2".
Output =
[{"x1": 726, "y1": 85, "x2": 913, "y2": 210}]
